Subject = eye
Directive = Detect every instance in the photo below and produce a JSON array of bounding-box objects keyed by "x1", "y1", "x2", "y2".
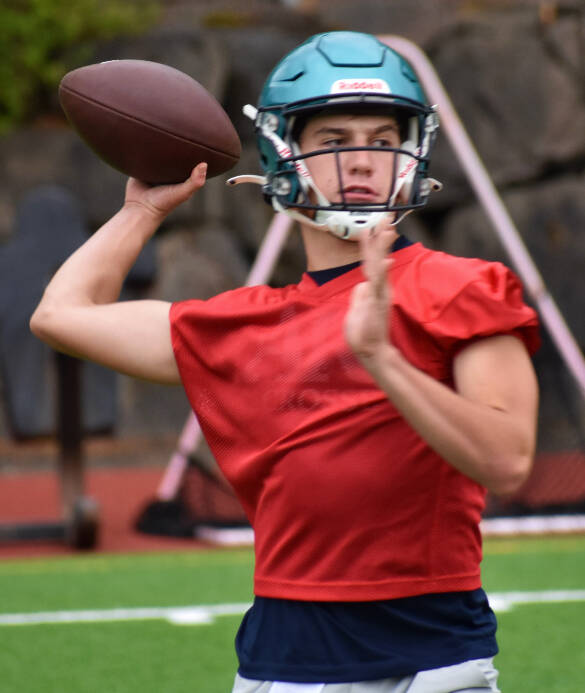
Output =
[
  {"x1": 321, "y1": 137, "x2": 344, "y2": 147},
  {"x1": 371, "y1": 137, "x2": 395, "y2": 148}
]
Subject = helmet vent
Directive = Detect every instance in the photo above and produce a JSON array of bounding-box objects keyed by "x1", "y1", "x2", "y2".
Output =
[{"x1": 282, "y1": 70, "x2": 304, "y2": 82}]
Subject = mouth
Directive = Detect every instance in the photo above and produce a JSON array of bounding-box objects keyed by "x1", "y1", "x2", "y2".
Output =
[{"x1": 340, "y1": 185, "x2": 379, "y2": 203}]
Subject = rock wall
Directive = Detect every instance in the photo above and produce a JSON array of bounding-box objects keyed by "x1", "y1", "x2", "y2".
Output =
[{"x1": 1, "y1": 0, "x2": 584, "y2": 445}]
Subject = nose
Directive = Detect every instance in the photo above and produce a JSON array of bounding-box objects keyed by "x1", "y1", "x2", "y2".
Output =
[{"x1": 344, "y1": 148, "x2": 374, "y2": 175}]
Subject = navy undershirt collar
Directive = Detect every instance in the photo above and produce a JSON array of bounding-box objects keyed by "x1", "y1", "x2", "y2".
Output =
[{"x1": 307, "y1": 235, "x2": 412, "y2": 286}]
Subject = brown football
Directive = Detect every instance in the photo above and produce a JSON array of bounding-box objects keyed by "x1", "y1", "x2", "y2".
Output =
[{"x1": 58, "y1": 60, "x2": 241, "y2": 184}]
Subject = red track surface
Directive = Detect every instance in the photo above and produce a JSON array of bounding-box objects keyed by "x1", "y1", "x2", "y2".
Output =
[{"x1": 0, "y1": 465, "x2": 202, "y2": 559}]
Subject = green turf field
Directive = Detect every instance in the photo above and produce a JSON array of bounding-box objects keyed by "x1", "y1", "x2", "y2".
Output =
[{"x1": 1, "y1": 535, "x2": 584, "y2": 692}]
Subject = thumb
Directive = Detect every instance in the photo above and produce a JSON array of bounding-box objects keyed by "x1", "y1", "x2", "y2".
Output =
[
  {"x1": 181, "y1": 162, "x2": 208, "y2": 194},
  {"x1": 160, "y1": 162, "x2": 208, "y2": 208}
]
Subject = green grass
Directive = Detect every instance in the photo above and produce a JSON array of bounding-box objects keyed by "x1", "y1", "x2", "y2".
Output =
[
  {"x1": 495, "y1": 603, "x2": 585, "y2": 692},
  {"x1": 4, "y1": 619, "x2": 241, "y2": 693},
  {"x1": 482, "y1": 534, "x2": 585, "y2": 591},
  {"x1": 481, "y1": 535, "x2": 585, "y2": 692},
  {"x1": 1, "y1": 536, "x2": 584, "y2": 692},
  {"x1": 0, "y1": 548, "x2": 255, "y2": 612},
  {"x1": 0, "y1": 548, "x2": 254, "y2": 693}
]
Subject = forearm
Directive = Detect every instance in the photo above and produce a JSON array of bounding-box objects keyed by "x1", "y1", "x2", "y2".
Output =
[
  {"x1": 346, "y1": 224, "x2": 537, "y2": 496},
  {"x1": 32, "y1": 164, "x2": 205, "y2": 315},
  {"x1": 30, "y1": 202, "x2": 166, "y2": 362},
  {"x1": 358, "y1": 343, "x2": 536, "y2": 495},
  {"x1": 37, "y1": 203, "x2": 159, "y2": 309},
  {"x1": 29, "y1": 167, "x2": 204, "y2": 383}
]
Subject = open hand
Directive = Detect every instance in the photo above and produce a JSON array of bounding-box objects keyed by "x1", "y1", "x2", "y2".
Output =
[{"x1": 344, "y1": 218, "x2": 398, "y2": 362}]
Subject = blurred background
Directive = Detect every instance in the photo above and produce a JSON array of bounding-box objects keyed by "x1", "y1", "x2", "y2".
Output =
[{"x1": 1, "y1": 0, "x2": 585, "y2": 551}]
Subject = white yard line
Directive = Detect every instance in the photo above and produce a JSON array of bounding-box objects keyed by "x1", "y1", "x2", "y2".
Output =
[
  {"x1": 0, "y1": 602, "x2": 252, "y2": 626},
  {"x1": 1, "y1": 591, "x2": 585, "y2": 626},
  {"x1": 487, "y1": 590, "x2": 585, "y2": 612},
  {"x1": 481, "y1": 515, "x2": 585, "y2": 536}
]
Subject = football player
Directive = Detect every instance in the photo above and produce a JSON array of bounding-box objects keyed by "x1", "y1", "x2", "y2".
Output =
[{"x1": 31, "y1": 32, "x2": 539, "y2": 693}]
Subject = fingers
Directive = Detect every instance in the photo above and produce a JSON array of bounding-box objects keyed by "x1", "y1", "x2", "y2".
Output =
[
  {"x1": 127, "y1": 162, "x2": 207, "y2": 196},
  {"x1": 168, "y1": 162, "x2": 208, "y2": 204},
  {"x1": 122, "y1": 165, "x2": 206, "y2": 226},
  {"x1": 168, "y1": 162, "x2": 208, "y2": 199},
  {"x1": 367, "y1": 215, "x2": 398, "y2": 248},
  {"x1": 360, "y1": 216, "x2": 397, "y2": 289},
  {"x1": 187, "y1": 161, "x2": 208, "y2": 189}
]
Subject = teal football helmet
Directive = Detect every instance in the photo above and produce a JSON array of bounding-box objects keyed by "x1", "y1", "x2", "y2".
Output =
[{"x1": 228, "y1": 32, "x2": 441, "y2": 239}]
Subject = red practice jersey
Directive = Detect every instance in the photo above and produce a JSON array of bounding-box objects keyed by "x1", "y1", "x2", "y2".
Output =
[{"x1": 170, "y1": 242, "x2": 540, "y2": 601}]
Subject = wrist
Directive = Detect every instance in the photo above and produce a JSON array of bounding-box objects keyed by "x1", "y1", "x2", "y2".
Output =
[
  {"x1": 357, "y1": 342, "x2": 402, "y2": 375},
  {"x1": 117, "y1": 201, "x2": 163, "y2": 242},
  {"x1": 122, "y1": 199, "x2": 165, "y2": 224}
]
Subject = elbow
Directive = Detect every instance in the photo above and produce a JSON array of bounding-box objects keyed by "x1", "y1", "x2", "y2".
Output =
[
  {"x1": 484, "y1": 451, "x2": 533, "y2": 497},
  {"x1": 29, "y1": 305, "x2": 47, "y2": 340},
  {"x1": 29, "y1": 300, "x2": 60, "y2": 347}
]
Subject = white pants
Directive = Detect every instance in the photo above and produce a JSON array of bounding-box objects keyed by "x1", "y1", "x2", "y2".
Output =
[{"x1": 232, "y1": 657, "x2": 501, "y2": 693}]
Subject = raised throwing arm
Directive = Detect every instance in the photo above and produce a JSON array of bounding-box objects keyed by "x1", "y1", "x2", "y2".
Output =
[{"x1": 30, "y1": 163, "x2": 207, "y2": 384}]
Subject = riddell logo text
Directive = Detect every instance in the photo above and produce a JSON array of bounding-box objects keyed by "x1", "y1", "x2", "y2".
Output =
[{"x1": 330, "y1": 78, "x2": 391, "y2": 94}]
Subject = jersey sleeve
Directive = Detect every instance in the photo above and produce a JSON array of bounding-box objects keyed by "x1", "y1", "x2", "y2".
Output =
[
  {"x1": 169, "y1": 294, "x2": 241, "y2": 389},
  {"x1": 424, "y1": 261, "x2": 540, "y2": 357}
]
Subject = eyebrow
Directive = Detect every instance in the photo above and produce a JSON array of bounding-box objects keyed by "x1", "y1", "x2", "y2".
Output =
[{"x1": 311, "y1": 123, "x2": 400, "y2": 136}]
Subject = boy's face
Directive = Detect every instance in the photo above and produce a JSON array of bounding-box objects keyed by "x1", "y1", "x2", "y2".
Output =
[{"x1": 298, "y1": 112, "x2": 402, "y2": 206}]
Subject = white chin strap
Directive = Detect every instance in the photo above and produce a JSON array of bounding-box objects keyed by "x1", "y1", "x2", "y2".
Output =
[
  {"x1": 227, "y1": 104, "x2": 441, "y2": 241},
  {"x1": 315, "y1": 210, "x2": 392, "y2": 239}
]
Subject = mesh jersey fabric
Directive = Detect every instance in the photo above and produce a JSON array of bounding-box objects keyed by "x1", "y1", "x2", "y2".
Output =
[
  {"x1": 170, "y1": 242, "x2": 540, "y2": 601},
  {"x1": 233, "y1": 238, "x2": 498, "y2": 682}
]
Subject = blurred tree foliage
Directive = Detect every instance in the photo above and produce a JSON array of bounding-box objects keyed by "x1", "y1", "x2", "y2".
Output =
[{"x1": 0, "y1": 0, "x2": 161, "y2": 134}]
